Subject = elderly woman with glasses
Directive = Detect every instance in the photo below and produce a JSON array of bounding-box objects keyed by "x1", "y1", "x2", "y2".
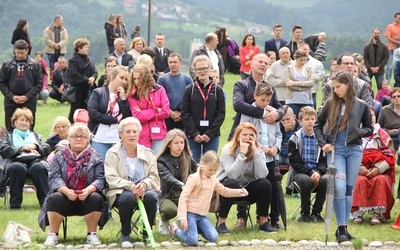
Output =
[
  {"x1": 181, "y1": 55, "x2": 225, "y2": 163},
  {"x1": 39, "y1": 123, "x2": 107, "y2": 246},
  {"x1": 104, "y1": 117, "x2": 160, "y2": 243}
]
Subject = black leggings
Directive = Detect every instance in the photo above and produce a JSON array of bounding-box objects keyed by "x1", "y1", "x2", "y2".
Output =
[
  {"x1": 219, "y1": 178, "x2": 271, "y2": 218},
  {"x1": 47, "y1": 191, "x2": 102, "y2": 216}
]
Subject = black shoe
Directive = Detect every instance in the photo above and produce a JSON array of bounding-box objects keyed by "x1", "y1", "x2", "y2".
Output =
[
  {"x1": 296, "y1": 213, "x2": 310, "y2": 222},
  {"x1": 347, "y1": 231, "x2": 355, "y2": 240},
  {"x1": 259, "y1": 222, "x2": 277, "y2": 234},
  {"x1": 216, "y1": 222, "x2": 229, "y2": 234},
  {"x1": 335, "y1": 228, "x2": 350, "y2": 243},
  {"x1": 310, "y1": 213, "x2": 324, "y2": 223},
  {"x1": 271, "y1": 221, "x2": 284, "y2": 229}
]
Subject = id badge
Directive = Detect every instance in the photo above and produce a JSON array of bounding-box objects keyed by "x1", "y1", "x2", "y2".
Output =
[
  {"x1": 200, "y1": 120, "x2": 209, "y2": 127},
  {"x1": 151, "y1": 127, "x2": 161, "y2": 133}
]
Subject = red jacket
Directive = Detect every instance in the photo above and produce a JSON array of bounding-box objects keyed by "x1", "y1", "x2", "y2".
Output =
[{"x1": 128, "y1": 84, "x2": 169, "y2": 147}]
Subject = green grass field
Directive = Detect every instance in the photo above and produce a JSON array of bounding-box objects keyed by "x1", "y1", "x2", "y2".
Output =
[{"x1": 0, "y1": 73, "x2": 400, "y2": 247}]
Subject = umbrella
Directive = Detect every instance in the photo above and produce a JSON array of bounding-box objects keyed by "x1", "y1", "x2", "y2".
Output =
[
  {"x1": 276, "y1": 179, "x2": 287, "y2": 230},
  {"x1": 137, "y1": 199, "x2": 156, "y2": 249},
  {"x1": 325, "y1": 149, "x2": 336, "y2": 245}
]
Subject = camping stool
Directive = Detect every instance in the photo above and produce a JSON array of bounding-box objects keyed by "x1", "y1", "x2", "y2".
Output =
[
  {"x1": 113, "y1": 207, "x2": 141, "y2": 237},
  {"x1": 289, "y1": 181, "x2": 317, "y2": 221},
  {"x1": 214, "y1": 200, "x2": 254, "y2": 230}
]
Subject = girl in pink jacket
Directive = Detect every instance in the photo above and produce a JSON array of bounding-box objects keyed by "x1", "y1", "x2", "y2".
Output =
[{"x1": 128, "y1": 64, "x2": 169, "y2": 154}]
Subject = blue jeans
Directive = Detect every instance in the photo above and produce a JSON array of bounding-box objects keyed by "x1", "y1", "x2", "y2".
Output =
[
  {"x1": 47, "y1": 53, "x2": 64, "y2": 69},
  {"x1": 174, "y1": 212, "x2": 218, "y2": 246},
  {"x1": 368, "y1": 73, "x2": 384, "y2": 90},
  {"x1": 386, "y1": 50, "x2": 394, "y2": 80},
  {"x1": 91, "y1": 141, "x2": 114, "y2": 160},
  {"x1": 188, "y1": 136, "x2": 219, "y2": 163},
  {"x1": 326, "y1": 130, "x2": 362, "y2": 226}
]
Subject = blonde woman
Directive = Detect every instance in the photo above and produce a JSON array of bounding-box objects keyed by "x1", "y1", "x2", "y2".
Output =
[
  {"x1": 157, "y1": 129, "x2": 198, "y2": 234},
  {"x1": 46, "y1": 116, "x2": 71, "y2": 151},
  {"x1": 128, "y1": 37, "x2": 146, "y2": 59}
]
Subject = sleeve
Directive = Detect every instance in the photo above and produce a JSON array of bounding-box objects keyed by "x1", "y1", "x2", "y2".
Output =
[
  {"x1": 142, "y1": 153, "x2": 160, "y2": 192},
  {"x1": 157, "y1": 157, "x2": 184, "y2": 188},
  {"x1": 177, "y1": 174, "x2": 197, "y2": 219},
  {"x1": 316, "y1": 150, "x2": 328, "y2": 176},
  {"x1": 104, "y1": 151, "x2": 135, "y2": 191},
  {"x1": 360, "y1": 82, "x2": 373, "y2": 105},
  {"x1": 239, "y1": 47, "x2": 248, "y2": 64},
  {"x1": 58, "y1": 29, "x2": 68, "y2": 49},
  {"x1": 266, "y1": 64, "x2": 286, "y2": 88},
  {"x1": 0, "y1": 133, "x2": 21, "y2": 159},
  {"x1": 363, "y1": 45, "x2": 372, "y2": 70},
  {"x1": 274, "y1": 123, "x2": 282, "y2": 151},
  {"x1": 65, "y1": 58, "x2": 89, "y2": 86},
  {"x1": 88, "y1": 151, "x2": 105, "y2": 191},
  {"x1": 232, "y1": 81, "x2": 264, "y2": 119},
  {"x1": 314, "y1": 61, "x2": 326, "y2": 83},
  {"x1": 189, "y1": 50, "x2": 199, "y2": 80},
  {"x1": 314, "y1": 102, "x2": 329, "y2": 147},
  {"x1": 380, "y1": 46, "x2": 389, "y2": 70},
  {"x1": 359, "y1": 102, "x2": 373, "y2": 137},
  {"x1": 322, "y1": 81, "x2": 332, "y2": 104},
  {"x1": 48, "y1": 153, "x2": 67, "y2": 191},
  {"x1": 180, "y1": 85, "x2": 200, "y2": 137},
  {"x1": 35, "y1": 133, "x2": 51, "y2": 157},
  {"x1": 205, "y1": 86, "x2": 226, "y2": 138},
  {"x1": 43, "y1": 28, "x2": 55, "y2": 48},
  {"x1": 0, "y1": 62, "x2": 14, "y2": 101}
]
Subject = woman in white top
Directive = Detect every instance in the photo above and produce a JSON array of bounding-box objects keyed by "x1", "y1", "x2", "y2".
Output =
[{"x1": 88, "y1": 65, "x2": 132, "y2": 159}]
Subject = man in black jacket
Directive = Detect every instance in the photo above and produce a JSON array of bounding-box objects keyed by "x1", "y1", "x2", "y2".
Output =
[
  {"x1": 49, "y1": 56, "x2": 67, "y2": 102},
  {"x1": 109, "y1": 38, "x2": 134, "y2": 71},
  {"x1": 104, "y1": 14, "x2": 118, "y2": 54},
  {"x1": 0, "y1": 40, "x2": 43, "y2": 131},
  {"x1": 153, "y1": 33, "x2": 174, "y2": 76}
]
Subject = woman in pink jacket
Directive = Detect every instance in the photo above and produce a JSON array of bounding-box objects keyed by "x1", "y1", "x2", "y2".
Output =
[{"x1": 128, "y1": 64, "x2": 169, "y2": 154}]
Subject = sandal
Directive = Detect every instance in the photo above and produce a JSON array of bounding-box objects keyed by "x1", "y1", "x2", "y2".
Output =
[
  {"x1": 353, "y1": 216, "x2": 363, "y2": 225},
  {"x1": 370, "y1": 212, "x2": 381, "y2": 226}
]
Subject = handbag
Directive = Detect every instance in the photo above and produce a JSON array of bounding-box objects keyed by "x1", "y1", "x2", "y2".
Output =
[
  {"x1": 209, "y1": 191, "x2": 220, "y2": 213},
  {"x1": 61, "y1": 83, "x2": 77, "y2": 103},
  {"x1": 2, "y1": 221, "x2": 37, "y2": 243},
  {"x1": 14, "y1": 151, "x2": 41, "y2": 165}
]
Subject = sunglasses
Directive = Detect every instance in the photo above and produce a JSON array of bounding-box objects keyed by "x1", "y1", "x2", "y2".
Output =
[{"x1": 392, "y1": 95, "x2": 400, "y2": 99}]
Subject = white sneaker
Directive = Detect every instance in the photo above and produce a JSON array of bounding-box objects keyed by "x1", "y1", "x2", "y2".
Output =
[
  {"x1": 44, "y1": 232, "x2": 58, "y2": 246},
  {"x1": 86, "y1": 232, "x2": 101, "y2": 245},
  {"x1": 159, "y1": 220, "x2": 170, "y2": 235}
]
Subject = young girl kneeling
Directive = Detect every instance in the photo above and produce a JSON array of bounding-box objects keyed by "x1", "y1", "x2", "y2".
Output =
[{"x1": 170, "y1": 151, "x2": 248, "y2": 246}]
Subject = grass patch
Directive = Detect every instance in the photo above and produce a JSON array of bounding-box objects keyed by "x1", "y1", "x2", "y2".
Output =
[{"x1": 0, "y1": 73, "x2": 400, "y2": 246}]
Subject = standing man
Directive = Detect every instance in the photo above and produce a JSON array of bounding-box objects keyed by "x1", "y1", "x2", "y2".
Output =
[
  {"x1": 266, "y1": 47, "x2": 292, "y2": 104},
  {"x1": 109, "y1": 38, "x2": 134, "y2": 70},
  {"x1": 43, "y1": 15, "x2": 68, "y2": 79},
  {"x1": 285, "y1": 25, "x2": 303, "y2": 60},
  {"x1": 157, "y1": 53, "x2": 192, "y2": 130},
  {"x1": 265, "y1": 24, "x2": 288, "y2": 60},
  {"x1": 104, "y1": 14, "x2": 119, "y2": 54},
  {"x1": 49, "y1": 56, "x2": 67, "y2": 103},
  {"x1": 0, "y1": 40, "x2": 42, "y2": 131},
  {"x1": 190, "y1": 33, "x2": 225, "y2": 86},
  {"x1": 153, "y1": 33, "x2": 174, "y2": 76},
  {"x1": 300, "y1": 42, "x2": 325, "y2": 109},
  {"x1": 384, "y1": 13, "x2": 400, "y2": 80},
  {"x1": 364, "y1": 28, "x2": 389, "y2": 90},
  {"x1": 322, "y1": 53, "x2": 373, "y2": 106}
]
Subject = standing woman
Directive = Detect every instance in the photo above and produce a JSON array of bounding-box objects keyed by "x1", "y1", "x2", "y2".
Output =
[
  {"x1": 314, "y1": 71, "x2": 373, "y2": 242},
  {"x1": 181, "y1": 55, "x2": 226, "y2": 163},
  {"x1": 11, "y1": 19, "x2": 32, "y2": 55},
  {"x1": 239, "y1": 34, "x2": 260, "y2": 79},
  {"x1": 116, "y1": 14, "x2": 128, "y2": 41},
  {"x1": 127, "y1": 64, "x2": 169, "y2": 154},
  {"x1": 284, "y1": 49, "x2": 314, "y2": 117},
  {"x1": 157, "y1": 129, "x2": 198, "y2": 234},
  {"x1": 65, "y1": 38, "x2": 98, "y2": 124},
  {"x1": 88, "y1": 65, "x2": 131, "y2": 159}
]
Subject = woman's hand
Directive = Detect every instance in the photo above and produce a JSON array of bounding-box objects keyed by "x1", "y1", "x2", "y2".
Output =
[
  {"x1": 77, "y1": 186, "x2": 93, "y2": 201},
  {"x1": 65, "y1": 189, "x2": 78, "y2": 201},
  {"x1": 285, "y1": 80, "x2": 296, "y2": 87},
  {"x1": 22, "y1": 144, "x2": 37, "y2": 151},
  {"x1": 367, "y1": 167, "x2": 380, "y2": 179},
  {"x1": 180, "y1": 219, "x2": 188, "y2": 231},
  {"x1": 322, "y1": 144, "x2": 334, "y2": 153},
  {"x1": 359, "y1": 166, "x2": 369, "y2": 176},
  {"x1": 238, "y1": 188, "x2": 249, "y2": 197},
  {"x1": 133, "y1": 183, "x2": 146, "y2": 199},
  {"x1": 117, "y1": 87, "x2": 126, "y2": 100},
  {"x1": 310, "y1": 172, "x2": 320, "y2": 186},
  {"x1": 88, "y1": 77, "x2": 95, "y2": 86},
  {"x1": 194, "y1": 134, "x2": 203, "y2": 143},
  {"x1": 239, "y1": 137, "x2": 250, "y2": 156}
]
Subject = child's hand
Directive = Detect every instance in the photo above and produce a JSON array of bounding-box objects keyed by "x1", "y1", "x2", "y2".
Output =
[
  {"x1": 238, "y1": 188, "x2": 248, "y2": 197},
  {"x1": 180, "y1": 219, "x2": 188, "y2": 231}
]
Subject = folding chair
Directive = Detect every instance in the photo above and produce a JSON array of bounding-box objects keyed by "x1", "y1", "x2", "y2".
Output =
[
  {"x1": 4, "y1": 178, "x2": 35, "y2": 209},
  {"x1": 214, "y1": 200, "x2": 254, "y2": 230},
  {"x1": 289, "y1": 181, "x2": 317, "y2": 220},
  {"x1": 113, "y1": 207, "x2": 141, "y2": 237}
]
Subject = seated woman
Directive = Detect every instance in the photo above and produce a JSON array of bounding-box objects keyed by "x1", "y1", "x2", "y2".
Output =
[
  {"x1": 104, "y1": 117, "x2": 160, "y2": 243},
  {"x1": 46, "y1": 116, "x2": 71, "y2": 152},
  {"x1": 157, "y1": 129, "x2": 197, "y2": 235},
  {"x1": 216, "y1": 122, "x2": 275, "y2": 234},
  {"x1": 351, "y1": 107, "x2": 396, "y2": 226},
  {"x1": 0, "y1": 108, "x2": 50, "y2": 209},
  {"x1": 38, "y1": 123, "x2": 107, "y2": 246}
]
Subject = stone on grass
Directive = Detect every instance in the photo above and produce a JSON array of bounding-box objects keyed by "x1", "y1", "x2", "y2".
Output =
[
  {"x1": 35, "y1": 244, "x2": 46, "y2": 249},
  {"x1": 250, "y1": 239, "x2": 262, "y2": 246},
  {"x1": 107, "y1": 243, "x2": 118, "y2": 249},
  {"x1": 161, "y1": 241, "x2": 171, "y2": 247},
  {"x1": 3, "y1": 242, "x2": 19, "y2": 249},
  {"x1": 311, "y1": 240, "x2": 325, "y2": 247},
  {"x1": 205, "y1": 242, "x2": 217, "y2": 247},
  {"x1": 263, "y1": 239, "x2": 277, "y2": 246},
  {"x1": 229, "y1": 240, "x2": 238, "y2": 246},
  {"x1": 326, "y1": 241, "x2": 339, "y2": 247},
  {"x1": 384, "y1": 241, "x2": 396, "y2": 246},
  {"x1": 297, "y1": 240, "x2": 310, "y2": 246},
  {"x1": 66, "y1": 245, "x2": 74, "y2": 249},
  {"x1": 75, "y1": 244, "x2": 84, "y2": 248},
  {"x1": 238, "y1": 240, "x2": 251, "y2": 246},
  {"x1": 197, "y1": 241, "x2": 205, "y2": 246},
  {"x1": 362, "y1": 239, "x2": 369, "y2": 246},
  {"x1": 84, "y1": 244, "x2": 93, "y2": 248},
  {"x1": 133, "y1": 241, "x2": 145, "y2": 248},
  {"x1": 339, "y1": 241, "x2": 353, "y2": 247},
  {"x1": 56, "y1": 244, "x2": 66, "y2": 248},
  {"x1": 369, "y1": 241, "x2": 383, "y2": 247},
  {"x1": 121, "y1": 241, "x2": 134, "y2": 248},
  {"x1": 171, "y1": 241, "x2": 182, "y2": 246},
  {"x1": 96, "y1": 244, "x2": 107, "y2": 249},
  {"x1": 278, "y1": 240, "x2": 292, "y2": 246},
  {"x1": 218, "y1": 240, "x2": 229, "y2": 246}
]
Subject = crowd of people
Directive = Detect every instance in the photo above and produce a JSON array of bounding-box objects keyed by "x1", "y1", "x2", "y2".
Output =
[{"x1": 0, "y1": 11, "x2": 400, "y2": 246}]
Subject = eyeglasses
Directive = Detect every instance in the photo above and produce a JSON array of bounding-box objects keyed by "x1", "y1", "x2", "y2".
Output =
[
  {"x1": 70, "y1": 135, "x2": 89, "y2": 140},
  {"x1": 341, "y1": 62, "x2": 355, "y2": 66},
  {"x1": 194, "y1": 67, "x2": 210, "y2": 73},
  {"x1": 392, "y1": 95, "x2": 400, "y2": 99}
]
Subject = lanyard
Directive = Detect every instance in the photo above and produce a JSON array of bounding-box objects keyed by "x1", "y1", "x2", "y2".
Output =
[{"x1": 195, "y1": 81, "x2": 213, "y2": 119}]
